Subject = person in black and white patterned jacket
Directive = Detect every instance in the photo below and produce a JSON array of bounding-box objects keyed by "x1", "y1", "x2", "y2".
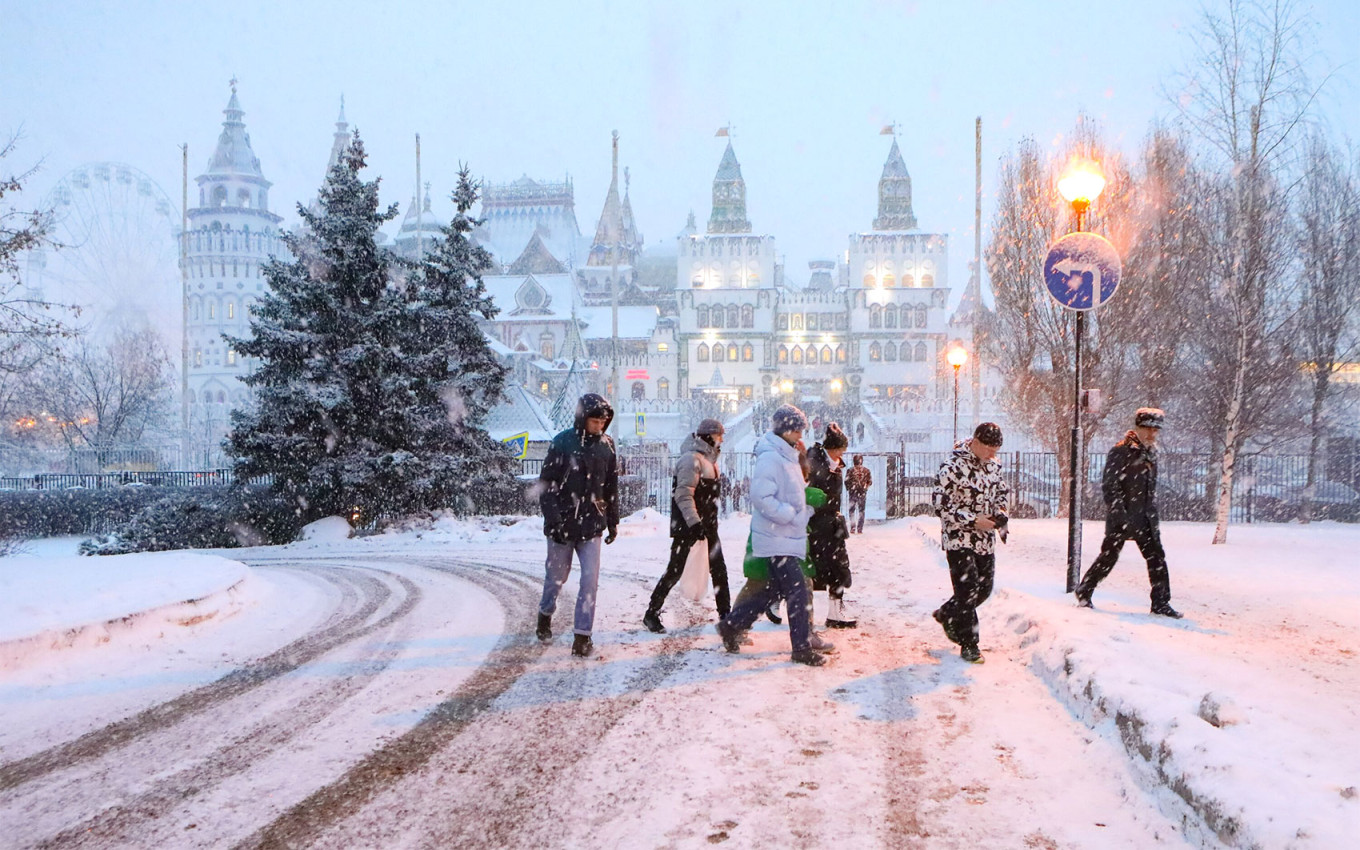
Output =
[{"x1": 930, "y1": 422, "x2": 1010, "y2": 664}]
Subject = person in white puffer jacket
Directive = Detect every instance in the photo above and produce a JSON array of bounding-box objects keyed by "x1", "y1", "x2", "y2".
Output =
[{"x1": 716, "y1": 403, "x2": 826, "y2": 666}]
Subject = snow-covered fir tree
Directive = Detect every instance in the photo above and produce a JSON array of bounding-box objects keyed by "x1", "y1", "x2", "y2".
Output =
[{"x1": 226, "y1": 136, "x2": 513, "y2": 521}]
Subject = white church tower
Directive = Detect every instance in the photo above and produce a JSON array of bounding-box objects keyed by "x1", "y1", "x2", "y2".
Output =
[{"x1": 182, "y1": 81, "x2": 284, "y2": 458}]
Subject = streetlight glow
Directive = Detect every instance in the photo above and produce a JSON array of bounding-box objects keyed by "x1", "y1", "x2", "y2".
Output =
[
  {"x1": 780, "y1": 379, "x2": 794, "y2": 394},
  {"x1": 946, "y1": 345, "x2": 969, "y2": 369},
  {"x1": 1058, "y1": 161, "x2": 1106, "y2": 205}
]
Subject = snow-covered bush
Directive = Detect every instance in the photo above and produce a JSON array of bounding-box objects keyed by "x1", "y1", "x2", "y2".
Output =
[
  {"x1": 0, "y1": 487, "x2": 168, "y2": 538},
  {"x1": 80, "y1": 486, "x2": 304, "y2": 555}
]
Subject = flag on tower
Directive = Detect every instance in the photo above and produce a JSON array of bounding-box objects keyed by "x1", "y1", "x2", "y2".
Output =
[
  {"x1": 715, "y1": 126, "x2": 730, "y2": 137},
  {"x1": 880, "y1": 123, "x2": 896, "y2": 135}
]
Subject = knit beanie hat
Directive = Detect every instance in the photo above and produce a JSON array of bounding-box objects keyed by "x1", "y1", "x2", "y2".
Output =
[
  {"x1": 1135, "y1": 407, "x2": 1165, "y2": 429},
  {"x1": 822, "y1": 422, "x2": 848, "y2": 450},
  {"x1": 771, "y1": 403, "x2": 809, "y2": 436},
  {"x1": 973, "y1": 422, "x2": 1004, "y2": 448},
  {"x1": 696, "y1": 418, "x2": 725, "y2": 436}
]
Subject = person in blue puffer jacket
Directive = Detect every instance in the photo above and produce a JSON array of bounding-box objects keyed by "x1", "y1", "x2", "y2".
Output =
[{"x1": 716, "y1": 403, "x2": 826, "y2": 667}]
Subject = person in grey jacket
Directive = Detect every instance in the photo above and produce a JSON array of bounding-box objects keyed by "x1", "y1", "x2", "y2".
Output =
[
  {"x1": 644, "y1": 418, "x2": 730, "y2": 632},
  {"x1": 716, "y1": 404, "x2": 826, "y2": 667}
]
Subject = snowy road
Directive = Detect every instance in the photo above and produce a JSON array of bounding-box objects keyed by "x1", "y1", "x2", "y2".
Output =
[{"x1": 8, "y1": 515, "x2": 1350, "y2": 847}]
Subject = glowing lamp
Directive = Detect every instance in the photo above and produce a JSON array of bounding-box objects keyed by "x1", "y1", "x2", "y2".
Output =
[
  {"x1": 946, "y1": 345, "x2": 969, "y2": 369},
  {"x1": 1058, "y1": 163, "x2": 1106, "y2": 206}
]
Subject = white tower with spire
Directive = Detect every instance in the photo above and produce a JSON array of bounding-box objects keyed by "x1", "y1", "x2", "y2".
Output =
[{"x1": 182, "y1": 80, "x2": 285, "y2": 460}]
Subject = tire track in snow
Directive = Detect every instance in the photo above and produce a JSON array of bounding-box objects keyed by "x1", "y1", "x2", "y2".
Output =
[
  {"x1": 241, "y1": 558, "x2": 703, "y2": 850},
  {"x1": 26, "y1": 565, "x2": 424, "y2": 850},
  {"x1": 0, "y1": 563, "x2": 388, "y2": 793}
]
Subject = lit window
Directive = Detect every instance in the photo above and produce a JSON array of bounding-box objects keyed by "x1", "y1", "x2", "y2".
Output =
[
  {"x1": 697, "y1": 343, "x2": 710, "y2": 362},
  {"x1": 227, "y1": 301, "x2": 235, "y2": 319},
  {"x1": 870, "y1": 342, "x2": 882, "y2": 362},
  {"x1": 227, "y1": 350, "x2": 237, "y2": 365},
  {"x1": 657, "y1": 343, "x2": 669, "y2": 353}
]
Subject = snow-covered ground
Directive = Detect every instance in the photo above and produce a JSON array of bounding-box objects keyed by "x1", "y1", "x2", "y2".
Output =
[{"x1": 1, "y1": 514, "x2": 1356, "y2": 848}]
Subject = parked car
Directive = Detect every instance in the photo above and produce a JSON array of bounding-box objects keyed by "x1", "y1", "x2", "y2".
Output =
[{"x1": 1252, "y1": 480, "x2": 1360, "y2": 522}]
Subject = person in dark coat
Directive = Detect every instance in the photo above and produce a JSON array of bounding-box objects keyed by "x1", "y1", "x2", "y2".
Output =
[
  {"x1": 1075, "y1": 408, "x2": 1182, "y2": 618},
  {"x1": 643, "y1": 418, "x2": 730, "y2": 632},
  {"x1": 845, "y1": 454, "x2": 872, "y2": 534},
  {"x1": 537, "y1": 393, "x2": 620, "y2": 657},
  {"x1": 931, "y1": 422, "x2": 1010, "y2": 664},
  {"x1": 808, "y1": 423, "x2": 856, "y2": 629}
]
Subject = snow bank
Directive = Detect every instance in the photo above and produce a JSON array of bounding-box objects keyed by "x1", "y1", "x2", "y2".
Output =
[
  {"x1": 0, "y1": 550, "x2": 251, "y2": 670},
  {"x1": 298, "y1": 516, "x2": 354, "y2": 542}
]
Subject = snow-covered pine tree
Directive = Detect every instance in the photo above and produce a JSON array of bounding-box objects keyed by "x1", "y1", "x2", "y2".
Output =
[
  {"x1": 390, "y1": 166, "x2": 517, "y2": 514},
  {"x1": 225, "y1": 132, "x2": 408, "y2": 521}
]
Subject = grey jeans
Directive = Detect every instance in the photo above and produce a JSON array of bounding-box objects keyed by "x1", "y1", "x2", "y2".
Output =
[{"x1": 539, "y1": 536, "x2": 602, "y2": 636}]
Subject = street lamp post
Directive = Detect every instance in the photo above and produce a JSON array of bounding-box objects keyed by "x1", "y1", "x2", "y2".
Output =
[
  {"x1": 1056, "y1": 162, "x2": 1106, "y2": 593},
  {"x1": 946, "y1": 344, "x2": 968, "y2": 444}
]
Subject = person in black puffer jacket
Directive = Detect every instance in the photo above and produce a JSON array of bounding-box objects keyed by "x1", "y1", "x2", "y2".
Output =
[
  {"x1": 1075, "y1": 408, "x2": 1182, "y2": 618},
  {"x1": 808, "y1": 423, "x2": 856, "y2": 629},
  {"x1": 643, "y1": 418, "x2": 730, "y2": 632},
  {"x1": 536, "y1": 393, "x2": 620, "y2": 657}
]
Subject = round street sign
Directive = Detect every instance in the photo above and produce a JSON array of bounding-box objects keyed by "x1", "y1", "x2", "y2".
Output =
[{"x1": 1043, "y1": 232, "x2": 1122, "y2": 311}]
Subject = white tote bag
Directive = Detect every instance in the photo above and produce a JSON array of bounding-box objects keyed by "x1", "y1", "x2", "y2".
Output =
[{"x1": 677, "y1": 537, "x2": 710, "y2": 601}]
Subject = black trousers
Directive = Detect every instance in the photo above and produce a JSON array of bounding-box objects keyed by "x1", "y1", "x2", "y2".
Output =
[
  {"x1": 939, "y1": 549, "x2": 995, "y2": 649},
  {"x1": 1077, "y1": 525, "x2": 1171, "y2": 607},
  {"x1": 648, "y1": 526, "x2": 731, "y2": 617},
  {"x1": 847, "y1": 491, "x2": 867, "y2": 532}
]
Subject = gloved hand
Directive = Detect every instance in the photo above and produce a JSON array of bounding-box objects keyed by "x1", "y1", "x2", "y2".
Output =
[
  {"x1": 805, "y1": 487, "x2": 828, "y2": 508},
  {"x1": 547, "y1": 525, "x2": 570, "y2": 545},
  {"x1": 604, "y1": 527, "x2": 618, "y2": 545},
  {"x1": 992, "y1": 514, "x2": 1009, "y2": 544}
]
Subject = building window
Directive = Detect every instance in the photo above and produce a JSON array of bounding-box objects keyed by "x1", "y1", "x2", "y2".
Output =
[
  {"x1": 807, "y1": 313, "x2": 819, "y2": 331},
  {"x1": 901, "y1": 273, "x2": 915, "y2": 287},
  {"x1": 921, "y1": 273, "x2": 935, "y2": 288},
  {"x1": 658, "y1": 377, "x2": 670, "y2": 399},
  {"x1": 657, "y1": 342, "x2": 669, "y2": 353},
  {"x1": 870, "y1": 342, "x2": 882, "y2": 362},
  {"x1": 820, "y1": 346, "x2": 832, "y2": 364},
  {"x1": 208, "y1": 301, "x2": 216, "y2": 320},
  {"x1": 915, "y1": 342, "x2": 928, "y2": 361},
  {"x1": 870, "y1": 305, "x2": 882, "y2": 329},
  {"x1": 884, "y1": 305, "x2": 898, "y2": 328},
  {"x1": 194, "y1": 349, "x2": 203, "y2": 367},
  {"x1": 227, "y1": 301, "x2": 236, "y2": 320},
  {"x1": 713, "y1": 343, "x2": 726, "y2": 362},
  {"x1": 727, "y1": 343, "x2": 738, "y2": 361},
  {"x1": 792, "y1": 314, "x2": 803, "y2": 331},
  {"x1": 884, "y1": 342, "x2": 897, "y2": 362},
  {"x1": 805, "y1": 345, "x2": 817, "y2": 364},
  {"x1": 883, "y1": 273, "x2": 896, "y2": 288},
  {"x1": 836, "y1": 313, "x2": 849, "y2": 330},
  {"x1": 727, "y1": 304, "x2": 740, "y2": 327},
  {"x1": 711, "y1": 307, "x2": 725, "y2": 329},
  {"x1": 778, "y1": 345, "x2": 789, "y2": 364},
  {"x1": 540, "y1": 381, "x2": 550, "y2": 394},
  {"x1": 836, "y1": 345, "x2": 847, "y2": 364},
  {"x1": 742, "y1": 343, "x2": 754, "y2": 361},
  {"x1": 916, "y1": 305, "x2": 928, "y2": 328},
  {"x1": 791, "y1": 346, "x2": 803, "y2": 365},
  {"x1": 632, "y1": 381, "x2": 646, "y2": 400},
  {"x1": 697, "y1": 305, "x2": 709, "y2": 328},
  {"x1": 862, "y1": 273, "x2": 875, "y2": 287},
  {"x1": 697, "y1": 343, "x2": 710, "y2": 362},
  {"x1": 540, "y1": 334, "x2": 555, "y2": 359},
  {"x1": 741, "y1": 304, "x2": 754, "y2": 328},
  {"x1": 191, "y1": 299, "x2": 200, "y2": 320},
  {"x1": 777, "y1": 314, "x2": 788, "y2": 331},
  {"x1": 227, "y1": 349, "x2": 238, "y2": 365}
]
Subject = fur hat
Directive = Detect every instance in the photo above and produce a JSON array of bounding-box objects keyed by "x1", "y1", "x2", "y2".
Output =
[
  {"x1": 973, "y1": 422, "x2": 1004, "y2": 448},
  {"x1": 771, "y1": 403, "x2": 809, "y2": 436},
  {"x1": 695, "y1": 418, "x2": 725, "y2": 437},
  {"x1": 1135, "y1": 407, "x2": 1165, "y2": 429},
  {"x1": 822, "y1": 422, "x2": 848, "y2": 451}
]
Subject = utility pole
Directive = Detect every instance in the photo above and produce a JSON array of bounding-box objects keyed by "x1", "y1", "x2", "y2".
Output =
[
  {"x1": 180, "y1": 143, "x2": 190, "y2": 468},
  {"x1": 972, "y1": 116, "x2": 983, "y2": 425},
  {"x1": 415, "y1": 133, "x2": 423, "y2": 265},
  {"x1": 610, "y1": 130, "x2": 620, "y2": 402}
]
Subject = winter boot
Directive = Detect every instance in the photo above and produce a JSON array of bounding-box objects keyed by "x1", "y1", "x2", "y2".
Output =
[
  {"x1": 536, "y1": 613, "x2": 552, "y2": 642},
  {"x1": 826, "y1": 596, "x2": 858, "y2": 629},
  {"x1": 1151, "y1": 604, "x2": 1183, "y2": 619},
  {"x1": 808, "y1": 631, "x2": 836, "y2": 653},
  {"x1": 790, "y1": 648, "x2": 827, "y2": 667},
  {"x1": 716, "y1": 620, "x2": 742, "y2": 654},
  {"x1": 643, "y1": 609, "x2": 666, "y2": 634},
  {"x1": 1075, "y1": 594, "x2": 1094, "y2": 609},
  {"x1": 960, "y1": 644, "x2": 984, "y2": 664},
  {"x1": 932, "y1": 607, "x2": 961, "y2": 645},
  {"x1": 571, "y1": 634, "x2": 594, "y2": 657},
  {"x1": 765, "y1": 602, "x2": 783, "y2": 625}
]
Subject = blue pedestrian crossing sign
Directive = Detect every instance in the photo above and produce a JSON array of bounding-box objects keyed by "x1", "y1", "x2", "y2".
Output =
[
  {"x1": 501, "y1": 432, "x2": 529, "y2": 460},
  {"x1": 1043, "y1": 232, "x2": 1122, "y2": 311},
  {"x1": 635, "y1": 413, "x2": 646, "y2": 436}
]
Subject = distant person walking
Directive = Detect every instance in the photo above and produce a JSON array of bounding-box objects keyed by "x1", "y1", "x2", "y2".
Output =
[
  {"x1": 808, "y1": 423, "x2": 857, "y2": 629},
  {"x1": 716, "y1": 404, "x2": 826, "y2": 666},
  {"x1": 536, "y1": 393, "x2": 619, "y2": 658},
  {"x1": 1075, "y1": 408, "x2": 1182, "y2": 618},
  {"x1": 931, "y1": 423, "x2": 1010, "y2": 664},
  {"x1": 845, "y1": 454, "x2": 872, "y2": 534},
  {"x1": 643, "y1": 419, "x2": 731, "y2": 632}
]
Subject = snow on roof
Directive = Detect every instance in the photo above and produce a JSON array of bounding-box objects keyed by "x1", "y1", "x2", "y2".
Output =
[
  {"x1": 481, "y1": 272, "x2": 580, "y2": 321},
  {"x1": 578, "y1": 305, "x2": 659, "y2": 340}
]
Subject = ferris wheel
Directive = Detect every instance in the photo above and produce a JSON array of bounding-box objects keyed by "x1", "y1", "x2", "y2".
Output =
[{"x1": 26, "y1": 162, "x2": 182, "y2": 347}]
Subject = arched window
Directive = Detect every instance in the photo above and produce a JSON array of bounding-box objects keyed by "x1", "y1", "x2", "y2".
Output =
[
  {"x1": 741, "y1": 304, "x2": 754, "y2": 328},
  {"x1": 713, "y1": 343, "x2": 726, "y2": 362},
  {"x1": 190, "y1": 298, "x2": 201, "y2": 320},
  {"x1": 211, "y1": 185, "x2": 227, "y2": 207},
  {"x1": 915, "y1": 305, "x2": 928, "y2": 328},
  {"x1": 226, "y1": 300, "x2": 236, "y2": 320},
  {"x1": 882, "y1": 273, "x2": 896, "y2": 288},
  {"x1": 194, "y1": 349, "x2": 203, "y2": 367},
  {"x1": 227, "y1": 349, "x2": 238, "y2": 365},
  {"x1": 632, "y1": 381, "x2": 646, "y2": 400},
  {"x1": 807, "y1": 313, "x2": 819, "y2": 331},
  {"x1": 820, "y1": 346, "x2": 832, "y2": 364},
  {"x1": 862, "y1": 273, "x2": 875, "y2": 287},
  {"x1": 915, "y1": 342, "x2": 928, "y2": 361},
  {"x1": 884, "y1": 305, "x2": 898, "y2": 329},
  {"x1": 791, "y1": 346, "x2": 804, "y2": 365},
  {"x1": 217, "y1": 391, "x2": 227, "y2": 404},
  {"x1": 237, "y1": 188, "x2": 252, "y2": 208},
  {"x1": 540, "y1": 333, "x2": 554, "y2": 359},
  {"x1": 869, "y1": 342, "x2": 882, "y2": 361},
  {"x1": 901, "y1": 273, "x2": 915, "y2": 288},
  {"x1": 697, "y1": 343, "x2": 710, "y2": 362},
  {"x1": 727, "y1": 344, "x2": 738, "y2": 361},
  {"x1": 778, "y1": 345, "x2": 789, "y2": 364},
  {"x1": 870, "y1": 305, "x2": 882, "y2": 329},
  {"x1": 884, "y1": 342, "x2": 897, "y2": 362},
  {"x1": 712, "y1": 307, "x2": 725, "y2": 329},
  {"x1": 921, "y1": 273, "x2": 935, "y2": 288},
  {"x1": 697, "y1": 305, "x2": 709, "y2": 328},
  {"x1": 836, "y1": 345, "x2": 847, "y2": 363},
  {"x1": 727, "y1": 304, "x2": 740, "y2": 327},
  {"x1": 805, "y1": 345, "x2": 817, "y2": 364},
  {"x1": 658, "y1": 378, "x2": 670, "y2": 400},
  {"x1": 208, "y1": 301, "x2": 216, "y2": 320},
  {"x1": 742, "y1": 343, "x2": 754, "y2": 361},
  {"x1": 792, "y1": 314, "x2": 804, "y2": 331},
  {"x1": 777, "y1": 314, "x2": 788, "y2": 331}
]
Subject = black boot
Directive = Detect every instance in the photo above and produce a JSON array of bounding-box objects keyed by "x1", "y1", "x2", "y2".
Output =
[
  {"x1": 571, "y1": 634, "x2": 594, "y2": 657},
  {"x1": 643, "y1": 609, "x2": 666, "y2": 633},
  {"x1": 790, "y1": 648, "x2": 827, "y2": 666},
  {"x1": 536, "y1": 613, "x2": 552, "y2": 642},
  {"x1": 1151, "y1": 604, "x2": 1183, "y2": 619}
]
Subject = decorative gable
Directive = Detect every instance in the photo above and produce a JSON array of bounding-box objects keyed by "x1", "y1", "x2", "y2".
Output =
[{"x1": 512, "y1": 275, "x2": 552, "y2": 314}]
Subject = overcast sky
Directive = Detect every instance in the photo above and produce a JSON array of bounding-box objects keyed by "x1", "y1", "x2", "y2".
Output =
[{"x1": 5, "y1": 0, "x2": 1359, "y2": 297}]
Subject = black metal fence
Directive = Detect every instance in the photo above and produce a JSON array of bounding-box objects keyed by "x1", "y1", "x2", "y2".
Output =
[{"x1": 0, "y1": 469, "x2": 236, "y2": 491}]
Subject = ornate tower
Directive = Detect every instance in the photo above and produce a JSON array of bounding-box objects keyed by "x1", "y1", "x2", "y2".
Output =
[
  {"x1": 182, "y1": 81, "x2": 284, "y2": 457},
  {"x1": 873, "y1": 137, "x2": 918, "y2": 231},
  {"x1": 707, "y1": 141, "x2": 751, "y2": 234}
]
